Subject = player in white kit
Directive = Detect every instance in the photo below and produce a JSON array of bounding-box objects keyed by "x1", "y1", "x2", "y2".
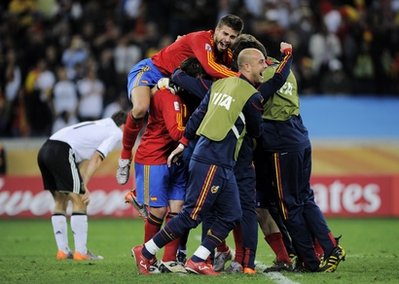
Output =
[{"x1": 37, "y1": 111, "x2": 127, "y2": 260}]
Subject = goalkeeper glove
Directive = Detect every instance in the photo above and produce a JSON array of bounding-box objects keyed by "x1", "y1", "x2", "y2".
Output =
[{"x1": 157, "y1": 77, "x2": 181, "y2": 94}]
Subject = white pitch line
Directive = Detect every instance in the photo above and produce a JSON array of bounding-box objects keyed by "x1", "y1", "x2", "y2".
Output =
[{"x1": 256, "y1": 262, "x2": 300, "y2": 284}]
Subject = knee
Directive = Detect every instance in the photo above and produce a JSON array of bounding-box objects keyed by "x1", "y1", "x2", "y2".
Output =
[
  {"x1": 131, "y1": 106, "x2": 147, "y2": 119},
  {"x1": 150, "y1": 207, "x2": 167, "y2": 219}
]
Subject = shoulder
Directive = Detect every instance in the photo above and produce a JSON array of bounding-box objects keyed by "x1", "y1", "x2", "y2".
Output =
[
  {"x1": 189, "y1": 30, "x2": 212, "y2": 41},
  {"x1": 153, "y1": 89, "x2": 179, "y2": 106}
]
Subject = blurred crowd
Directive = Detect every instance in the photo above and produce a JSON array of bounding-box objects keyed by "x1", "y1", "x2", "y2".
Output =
[{"x1": 1, "y1": 0, "x2": 399, "y2": 138}]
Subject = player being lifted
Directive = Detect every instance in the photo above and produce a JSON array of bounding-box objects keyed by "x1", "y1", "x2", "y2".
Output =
[{"x1": 116, "y1": 14, "x2": 244, "y2": 185}]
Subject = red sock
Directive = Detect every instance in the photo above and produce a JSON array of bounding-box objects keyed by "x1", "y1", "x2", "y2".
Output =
[
  {"x1": 265, "y1": 232, "x2": 291, "y2": 263},
  {"x1": 144, "y1": 212, "x2": 163, "y2": 242},
  {"x1": 328, "y1": 232, "x2": 337, "y2": 247},
  {"x1": 232, "y1": 225, "x2": 244, "y2": 263},
  {"x1": 242, "y1": 247, "x2": 253, "y2": 269},
  {"x1": 216, "y1": 239, "x2": 229, "y2": 253},
  {"x1": 314, "y1": 239, "x2": 324, "y2": 260},
  {"x1": 162, "y1": 212, "x2": 180, "y2": 262},
  {"x1": 121, "y1": 112, "x2": 144, "y2": 159}
]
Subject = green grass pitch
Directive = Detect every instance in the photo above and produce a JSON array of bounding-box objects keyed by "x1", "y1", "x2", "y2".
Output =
[{"x1": 1, "y1": 218, "x2": 398, "y2": 283}]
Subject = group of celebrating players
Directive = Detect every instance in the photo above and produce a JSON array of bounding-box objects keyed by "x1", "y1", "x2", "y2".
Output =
[
  {"x1": 38, "y1": 13, "x2": 346, "y2": 276},
  {"x1": 119, "y1": 14, "x2": 346, "y2": 275}
]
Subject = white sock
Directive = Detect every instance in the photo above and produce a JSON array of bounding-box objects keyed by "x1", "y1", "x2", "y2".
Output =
[
  {"x1": 193, "y1": 245, "x2": 211, "y2": 260},
  {"x1": 71, "y1": 214, "x2": 88, "y2": 254},
  {"x1": 51, "y1": 214, "x2": 70, "y2": 252},
  {"x1": 144, "y1": 239, "x2": 161, "y2": 255}
]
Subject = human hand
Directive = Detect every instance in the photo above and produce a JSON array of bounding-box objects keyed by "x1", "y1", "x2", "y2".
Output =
[
  {"x1": 156, "y1": 78, "x2": 181, "y2": 94},
  {"x1": 82, "y1": 188, "x2": 90, "y2": 205},
  {"x1": 280, "y1": 42, "x2": 292, "y2": 55},
  {"x1": 167, "y1": 143, "x2": 185, "y2": 167},
  {"x1": 124, "y1": 189, "x2": 136, "y2": 204}
]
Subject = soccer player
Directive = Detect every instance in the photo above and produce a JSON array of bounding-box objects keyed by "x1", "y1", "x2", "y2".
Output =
[
  {"x1": 131, "y1": 48, "x2": 267, "y2": 275},
  {"x1": 123, "y1": 64, "x2": 203, "y2": 273},
  {"x1": 254, "y1": 55, "x2": 347, "y2": 272},
  {"x1": 210, "y1": 37, "x2": 294, "y2": 274},
  {"x1": 222, "y1": 33, "x2": 297, "y2": 272},
  {"x1": 116, "y1": 14, "x2": 244, "y2": 186},
  {"x1": 37, "y1": 111, "x2": 127, "y2": 261},
  {"x1": 126, "y1": 85, "x2": 189, "y2": 273}
]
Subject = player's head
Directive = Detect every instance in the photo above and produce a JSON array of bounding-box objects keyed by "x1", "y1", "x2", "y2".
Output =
[
  {"x1": 180, "y1": 57, "x2": 207, "y2": 78},
  {"x1": 214, "y1": 14, "x2": 244, "y2": 53},
  {"x1": 231, "y1": 34, "x2": 267, "y2": 71},
  {"x1": 111, "y1": 111, "x2": 128, "y2": 126},
  {"x1": 237, "y1": 48, "x2": 267, "y2": 85}
]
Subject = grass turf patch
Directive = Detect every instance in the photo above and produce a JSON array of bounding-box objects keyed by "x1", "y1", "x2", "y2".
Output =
[{"x1": 0, "y1": 218, "x2": 398, "y2": 283}]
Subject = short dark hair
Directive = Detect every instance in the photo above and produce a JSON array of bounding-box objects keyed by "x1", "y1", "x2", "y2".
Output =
[
  {"x1": 180, "y1": 57, "x2": 206, "y2": 78},
  {"x1": 231, "y1": 34, "x2": 267, "y2": 71},
  {"x1": 111, "y1": 111, "x2": 127, "y2": 126},
  {"x1": 216, "y1": 14, "x2": 244, "y2": 34}
]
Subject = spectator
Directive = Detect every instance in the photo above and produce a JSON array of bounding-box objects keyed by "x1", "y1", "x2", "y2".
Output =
[
  {"x1": 62, "y1": 35, "x2": 89, "y2": 80},
  {"x1": 76, "y1": 65, "x2": 105, "y2": 121},
  {"x1": 52, "y1": 66, "x2": 79, "y2": 132},
  {"x1": 1, "y1": 1, "x2": 399, "y2": 138},
  {"x1": 0, "y1": 143, "x2": 6, "y2": 175}
]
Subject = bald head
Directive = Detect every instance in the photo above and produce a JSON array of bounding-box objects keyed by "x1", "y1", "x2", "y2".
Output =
[
  {"x1": 237, "y1": 48, "x2": 264, "y2": 69},
  {"x1": 237, "y1": 48, "x2": 267, "y2": 85}
]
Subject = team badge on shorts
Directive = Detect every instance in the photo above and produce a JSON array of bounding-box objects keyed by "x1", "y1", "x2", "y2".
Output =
[{"x1": 210, "y1": 185, "x2": 219, "y2": 194}]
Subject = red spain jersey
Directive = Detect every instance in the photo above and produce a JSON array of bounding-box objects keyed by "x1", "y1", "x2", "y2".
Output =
[
  {"x1": 134, "y1": 88, "x2": 189, "y2": 164},
  {"x1": 151, "y1": 30, "x2": 237, "y2": 79}
]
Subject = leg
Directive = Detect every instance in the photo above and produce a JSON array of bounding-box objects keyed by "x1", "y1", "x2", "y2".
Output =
[
  {"x1": 69, "y1": 192, "x2": 103, "y2": 261},
  {"x1": 117, "y1": 86, "x2": 150, "y2": 185},
  {"x1": 257, "y1": 208, "x2": 293, "y2": 271},
  {"x1": 236, "y1": 174, "x2": 257, "y2": 273},
  {"x1": 254, "y1": 149, "x2": 294, "y2": 271},
  {"x1": 159, "y1": 200, "x2": 187, "y2": 273},
  {"x1": 272, "y1": 151, "x2": 319, "y2": 271},
  {"x1": 51, "y1": 191, "x2": 73, "y2": 260}
]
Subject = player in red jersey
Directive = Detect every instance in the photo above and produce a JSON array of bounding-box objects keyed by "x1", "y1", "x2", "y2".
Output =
[
  {"x1": 125, "y1": 85, "x2": 189, "y2": 274},
  {"x1": 116, "y1": 14, "x2": 244, "y2": 186}
]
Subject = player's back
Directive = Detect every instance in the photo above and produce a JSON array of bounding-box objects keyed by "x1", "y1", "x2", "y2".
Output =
[
  {"x1": 135, "y1": 89, "x2": 188, "y2": 165},
  {"x1": 151, "y1": 30, "x2": 212, "y2": 76}
]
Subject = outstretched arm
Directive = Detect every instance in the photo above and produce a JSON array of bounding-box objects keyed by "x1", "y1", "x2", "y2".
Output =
[{"x1": 258, "y1": 42, "x2": 293, "y2": 101}]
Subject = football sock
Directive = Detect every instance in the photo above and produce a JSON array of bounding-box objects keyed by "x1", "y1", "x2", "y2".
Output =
[
  {"x1": 143, "y1": 239, "x2": 160, "y2": 259},
  {"x1": 329, "y1": 232, "x2": 337, "y2": 247},
  {"x1": 192, "y1": 245, "x2": 211, "y2": 262},
  {"x1": 216, "y1": 239, "x2": 229, "y2": 253},
  {"x1": 232, "y1": 225, "x2": 244, "y2": 263},
  {"x1": 121, "y1": 112, "x2": 144, "y2": 159},
  {"x1": 314, "y1": 239, "x2": 324, "y2": 260},
  {"x1": 242, "y1": 247, "x2": 255, "y2": 269},
  {"x1": 144, "y1": 212, "x2": 163, "y2": 242},
  {"x1": 265, "y1": 232, "x2": 291, "y2": 263},
  {"x1": 162, "y1": 212, "x2": 180, "y2": 262},
  {"x1": 71, "y1": 213, "x2": 88, "y2": 254},
  {"x1": 51, "y1": 214, "x2": 69, "y2": 252}
]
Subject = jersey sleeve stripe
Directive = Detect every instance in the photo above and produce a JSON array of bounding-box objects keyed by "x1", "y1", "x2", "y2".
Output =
[
  {"x1": 276, "y1": 53, "x2": 290, "y2": 74},
  {"x1": 207, "y1": 52, "x2": 238, "y2": 77}
]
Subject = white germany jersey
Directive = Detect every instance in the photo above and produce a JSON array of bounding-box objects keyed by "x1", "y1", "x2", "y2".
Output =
[{"x1": 50, "y1": 118, "x2": 122, "y2": 163}]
